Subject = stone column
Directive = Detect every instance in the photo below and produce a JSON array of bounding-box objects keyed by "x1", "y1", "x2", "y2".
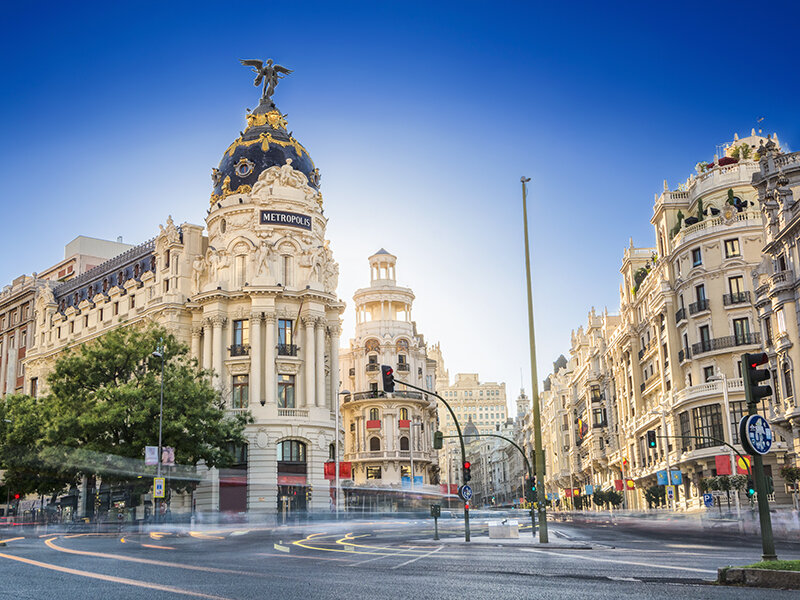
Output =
[
  {"x1": 212, "y1": 316, "x2": 225, "y2": 391},
  {"x1": 265, "y1": 314, "x2": 276, "y2": 405},
  {"x1": 191, "y1": 326, "x2": 202, "y2": 363},
  {"x1": 329, "y1": 322, "x2": 341, "y2": 412},
  {"x1": 304, "y1": 316, "x2": 315, "y2": 408},
  {"x1": 202, "y1": 319, "x2": 212, "y2": 371},
  {"x1": 315, "y1": 318, "x2": 325, "y2": 407},
  {"x1": 250, "y1": 314, "x2": 262, "y2": 407}
]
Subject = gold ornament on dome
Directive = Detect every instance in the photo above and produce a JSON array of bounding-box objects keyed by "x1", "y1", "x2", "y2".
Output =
[
  {"x1": 224, "y1": 132, "x2": 308, "y2": 159},
  {"x1": 245, "y1": 110, "x2": 288, "y2": 130}
]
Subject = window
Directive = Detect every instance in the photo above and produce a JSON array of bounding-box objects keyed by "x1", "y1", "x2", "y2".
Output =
[
  {"x1": 783, "y1": 362, "x2": 793, "y2": 398},
  {"x1": 99, "y1": 308, "x2": 104, "y2": 322},
  {"x1": 130, "y1": 296, "x2": 135, "y2": 310},
  {"x1": 764, "y1": 317, "x2": 773, "y2": 346},
  {"x1": 692, "y1": 404, "x2": 723, "y2": 449},
  {"x1": 30, "y1": 377, "x2": 38, "y2": 398},
  {"x1": 399, "y1": 436, "x2": 409, "y2": 451},
  {"x1": 232, "y1": 319, "x2": 250, "y2": 347},
  {"x1": 398, "y1": 354, "x2": 407, "y2": 365},
  {"x1": 399, "y1": 407, "x2": 408, "y2": 420},
  {"x1": 703, "y1": 366, "x2": 715, "y2": 382},
  {"x1": 369, "y1": 437, "x2": 381, "y2": 451},
  {"x1": 729, "y1": 276, "x2": 744, "y2": 295},
  {"x1": 592, "y1": 407, "x2": 606, "y2": 427},
  {"x1": 724, "y1": 239, "x2": 740, "y2": 258},
  {"x1": 698, "y1": 325, "x2": 711, "y2": 352},
  {"x1": 692, "y1": 248, "x2": 702, "y2": 266},
  {"x1": 114, "y1": 302, "x2": 119, "y2": 316},
  {"x1": 277, "y1": 440, "x2": 306, "y2": 462},
  {"x1": 369, "y1": 408, "x2": 380, "y2": 420},
  {"x1": 733, "y1": 318, "x2": 750, "y2": 344},
  {"x1": 329, "y1": 443, "x2": 335, "y2": 461},
  {"x1": 278, "y1": 374, "x2": 295, "y2": 408},
  {"x1": 366, "y1": 466, "x2": 381, "y2": 479},
  {"x1": 231, "y1": 375, "x2": 249, "y2": 408},
  {"x1": 730, "y1": 401, "x2": 746, "y2": 445},
  {"x1": 19, "y1": 329, "x2": 26, "y2": 349},
  {"x1": 776, "y1": 309, "x2": 786, "y2": 334},
  {"x1": 695, "y1": 284, "x2": 706, "y2": 302},
  {"x1": 278, "y1": 319, "x2": 293, "y2": 345},
  {"x1": 778, "y1": 254, "x2": 787, "y2": 271}
]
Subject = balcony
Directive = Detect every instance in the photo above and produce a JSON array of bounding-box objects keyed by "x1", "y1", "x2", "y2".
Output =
[
  {"x1": 396, "y1": 363, "x2": 410, "y2": 373},
  {"x1": 398, "y1": 419, "x2": 411, "y2": 429},
  {"x1": 723, "y1": 291, "x2": 751, "y2": 306},
  {"x1": 675, "y1": 307, "x2": 686, "y2": 324},
  {"x1": 229, "y1": 344, "x2": 250, "y2": 357},
  {"x1": 688, "y1": 299, "x2": 710, "y2": 315},
  {"x1": 678, "y1": 347, "x2": 691, "y2": 362},
  {"x1": 277, "y1": 344, "x2": 299, "y2": 357},
  {"x1": 769, "y1": 270, "x2": 794, "y2": 294},
  {"x1": 366, "y1": 363, "x2": 380, "y2": 373},
  {"x1": 691, "y1": 332, "x2": 761, "y2": 356},
  {"x1": 278, "y1": 408, "x2": 309, "y2": 418}
]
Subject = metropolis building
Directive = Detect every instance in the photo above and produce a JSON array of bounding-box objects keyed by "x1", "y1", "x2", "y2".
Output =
[{"x1": 23, "y1": 64, "x2": 345, "y2": 517}]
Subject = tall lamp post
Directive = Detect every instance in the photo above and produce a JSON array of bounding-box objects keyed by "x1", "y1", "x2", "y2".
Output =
[
  {"x1": 337, "y1": 389, "x2": 350, "y2": 518},
  {"x1": 409, "y1": 421, "x2": 423, "y2": 490},
  {"x1": 521, "y1": 176, "x2": 548, "y2": 543},
  {"x1": 649, "y1": 405, "x2": 673, "y2": 511},
  {"x1": 152, "y1": 341, "x2": 165, "y2": 521},
  {"x1": 708, "y1": 372, "x2": 741, "y2": 521},
  {"x1": 3, "y1": 419, "x2": 11, "y2": 520}
]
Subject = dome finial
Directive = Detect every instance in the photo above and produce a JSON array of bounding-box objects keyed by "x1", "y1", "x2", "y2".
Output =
[{"x1": 240, "y1": 58, "x2": 293, "y2": 105}]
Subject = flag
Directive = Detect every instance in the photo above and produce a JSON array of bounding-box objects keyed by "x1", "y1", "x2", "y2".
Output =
[
  {"x1": 585, "y1": 485, "x2": 594, "y2": 495},
  {"x1": 736, "y1": 455, "x2": 752, "y2": 475},
  {"x1": 670, "y1": 470, "x2": 683, "y2": 485},
  {"x1": 625, "y1": 479, "x2": 635, "y2": 489},
  {"x1": 614, "y1": 479, "x2": 624, "y2": 491},
  {"x1": 715, "y1": 455, "x2": 732, "y2": 475},
  {"x1": 565, "y1": 488, "x2": 573, "y2": 498},
  {"x1": 656, "y1": 470, "x2": 668, "y2": 485}
]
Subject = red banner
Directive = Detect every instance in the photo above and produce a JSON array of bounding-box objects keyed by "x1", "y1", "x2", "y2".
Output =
[
  {"x1": 450, "y1": 484, "x2": 458, "y2": 495},
  {"x1": 715, "y1": 455, "x2": 732, "y2": 475},
  {"x1": 614, "y1": 479, "x2": 624, "y2": 491},
  {"x1": 625, "y1": 479, "x2": 635, "y2": 489},
  {"x1": 565, "y1": 488, "x2": 573, "y2": 498},
  {"x1": 366, "y1": 419, "x2": 381, "y2": 429},
  {"x1": 324, "y1": 462, "x2": 352, "y2": 480},
  {"x1": 398, "y1": 419, "x2": 411, "y2": 429}
]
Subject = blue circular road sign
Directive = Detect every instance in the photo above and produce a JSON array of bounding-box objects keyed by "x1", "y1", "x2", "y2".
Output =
[
  {"x1": 459, "y1": 485, "x2": 473, "y2": 501},
  {"x1": 743, "y1": 414, "x2": 773, "y2": 455}
]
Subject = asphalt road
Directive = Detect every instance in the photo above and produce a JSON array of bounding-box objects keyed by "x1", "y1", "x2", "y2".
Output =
[{"x1": 1, "y1": 517, "x2": 799, "y2": 599}]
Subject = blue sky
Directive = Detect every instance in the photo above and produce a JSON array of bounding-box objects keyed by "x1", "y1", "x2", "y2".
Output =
[{"x1": 2, "y1": 1, "x2": 799, "y2": 413}]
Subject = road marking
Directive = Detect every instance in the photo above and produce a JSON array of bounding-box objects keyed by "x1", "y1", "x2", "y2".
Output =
[
  {"x1": 347, "y1": 549, "x2": 409, "y2": 567},
  {"x1": 0, "y1": 551, "x2": 233, "y2": 600},
  {"x1": 229, "y1": 530, "x2": 250, "y2": 536},
  {"x1": 0, "y1": 537, "x2": 24, "y2": 545},
  {"x1": 141, "y1": 544, "x2": 176, "y2": 550},
  {"x1": 391, "y1": 545, "x2": 443, "y2": 569},
  {"x1": 273, "y1": 543, "x2": 290, "y2": 553},
  {"x1": 519, "y1": 549, "x2": 716, "y2": 574},
  {"x1": 257, "y1": 552, "x2": 350, "y2": 562},
  {"x1": 189, "y1": 531, "x2": 224, "y2": 540},
  {"x1": 608, "y1": 576, "x2": 640, "y2": 582}
]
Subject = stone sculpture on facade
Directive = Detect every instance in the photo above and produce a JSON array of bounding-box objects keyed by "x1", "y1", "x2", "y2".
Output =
[{"x1": 240, "y1": 58, "x2": 293, "y2": 103}]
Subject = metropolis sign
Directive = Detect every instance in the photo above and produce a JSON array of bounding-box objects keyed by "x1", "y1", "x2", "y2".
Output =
[{"x1": 260, "y1": 210, "x2": 312, "y2": 230}]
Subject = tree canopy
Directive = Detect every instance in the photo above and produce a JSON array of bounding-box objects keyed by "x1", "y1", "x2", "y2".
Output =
[{"x1": 0, "y1": 324, "x2": 249, "y2": 496}]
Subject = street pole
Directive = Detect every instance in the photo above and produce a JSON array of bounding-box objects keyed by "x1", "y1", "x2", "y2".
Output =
[
  {"x1": 337, "y1": 389, "x2": 349, "y2": 519},
  {"x1": 410, "y1": 424, "x2": 415, "y2": 491},
  {"x1": 658, "y1": 410, "x2": 673, "y2": 511},
  {"x1": 521, "y1": 176, "x2": 549, "y2": 543},
  {"x1": 153, "y1": 341, "x2": 165, "y2": 522},
  {"x1": 716, "y1": 373, "x2": 741, "y2": 520}
]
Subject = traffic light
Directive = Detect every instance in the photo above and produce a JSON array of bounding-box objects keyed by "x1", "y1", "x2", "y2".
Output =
[
  {"x1": 433, "y1": 431, "x2": 443, "y2": 450},
  {"x1": 646, "y1": 430, "x2": 657, "y2": 448},
  {"x1": 743, "y1": 352, "x2": 771, "y2": 405},
  {"x1": 462, "y1": 461, "x2": 471, "y2": 482},
  {"x1": 381, "y1": 365, "x2": 395, "y2": 392},
  {"x1": 13, "y1": 493, "x2": 20, "y2": 500},
  {"x1": 746, "y1": 480, "x2": 756, "y2": 498}
]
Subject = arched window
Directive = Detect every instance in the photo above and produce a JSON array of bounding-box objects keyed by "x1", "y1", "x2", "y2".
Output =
[
  {"x1": 399, "y1": 436, "x2": 409, "y2": 451},
  {"x1": 369, "y1": 437, "x2": 381, "y2": 452},
  {"x1": 399, "y1": 408, "x2": 409, "y2": 420},
  {"x1": 277, "y1": 440, "x2": 306, "y2": 462},
  {"x1": 783, "y1": 361, "x2": 794, "y2": 398},
  {"x1": 329, "y1": 443, "x2": 335, "y2": 461},
  {"x1": 369, "y1": 408, "x2": 380, "y2": 420}
]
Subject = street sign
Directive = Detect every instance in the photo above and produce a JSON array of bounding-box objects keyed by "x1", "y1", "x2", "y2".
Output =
[
  {"x1": 459, "y1": 485, "x2": 473, "y2": 501},
  {"x1": 741, "y1": 414, "x2": 773, "y2": 455},
  {"x1": 153, "y1": 477, "x2": 166, "y2": 499},
  {"x1": 430, "y1": 504, "x2": 441, "y2": 518},
  {"x1": 703, "y1": 493, "x2": 714, "y2": 507},
  {"x1": 666, "y1": 486, "x2": 674, "y2": 501}
]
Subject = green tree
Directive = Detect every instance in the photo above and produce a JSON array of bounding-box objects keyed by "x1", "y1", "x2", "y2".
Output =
[
  {"x1": 2, "y1": 324, "x2": 249, "y2": 496},
  {"x1": 644, "y1": 484, "x2": 666, "y2": 508}
]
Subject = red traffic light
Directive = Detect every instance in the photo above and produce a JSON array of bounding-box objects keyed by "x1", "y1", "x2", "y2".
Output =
[
  {"x1": 13, "y1": 493, "x2": 20, "y2": 500},
  {"x1": 463, "y1": 461, "x2": 471, "y2": 470},
  {"x1": 748, "y1": 352, "x2": 768, "y2": 369}
]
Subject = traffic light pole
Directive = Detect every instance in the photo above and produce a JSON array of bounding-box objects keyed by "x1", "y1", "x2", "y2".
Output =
[
  {"x1": 441, "y1": 433, "x2": 536, "y2": 537},
  {"x1": 395, "y1": 378, "x2": 470, "y2": 542}
]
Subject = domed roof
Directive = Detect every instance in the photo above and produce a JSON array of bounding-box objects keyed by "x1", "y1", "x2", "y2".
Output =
[
  {"x1": 210, "y1": 98, "x2": 318, "y2": 203},
  {"x1": 463, "y1": 417, "x2": 480, "y2": 441}
]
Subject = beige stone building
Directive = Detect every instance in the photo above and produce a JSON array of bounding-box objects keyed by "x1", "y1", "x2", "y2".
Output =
[
  {"x1": 22, "y1": 75, "x2": 345, "y2": 518},
  {"x1": 537, "y1": 131, "x2": 795, "y2": 510},
  {"x1": 339, "y1": 250, "x2": 439, "y2": 499}
]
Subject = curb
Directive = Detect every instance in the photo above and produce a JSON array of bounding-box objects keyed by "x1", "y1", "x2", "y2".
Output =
[
  {"x1": 718, "y1": 567, "x2": 800, "y2": 589},
  {"x1": 412, "y1": 538, "x2": 596, "y2": 549}
]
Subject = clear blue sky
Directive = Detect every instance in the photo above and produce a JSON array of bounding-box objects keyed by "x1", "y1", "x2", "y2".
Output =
[{"x1": 2, "y1": 1, "x2": 798, "y2": 412}]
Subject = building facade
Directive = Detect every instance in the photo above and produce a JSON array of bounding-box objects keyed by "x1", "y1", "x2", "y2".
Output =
[
  {"x1": 23, "y1": 71, "x2": 345, "y2": 517},
  {"x1": 339, "y1": 250, "x2": 439, "y2": 499}
]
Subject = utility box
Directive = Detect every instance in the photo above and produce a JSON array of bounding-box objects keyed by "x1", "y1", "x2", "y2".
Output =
[{"x1": 488, "y1": 520, "x2": 519, "y2": 539}]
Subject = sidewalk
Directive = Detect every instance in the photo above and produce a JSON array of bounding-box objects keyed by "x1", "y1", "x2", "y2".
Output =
[{"x1": 413, "y1": 534, "x2": 598, "y2": 549}]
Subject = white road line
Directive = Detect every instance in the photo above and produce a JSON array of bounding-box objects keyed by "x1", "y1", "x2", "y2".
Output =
[
  {"x1": 519, "y1": 549, "x2": 716, "y2": 574},
  {"x1": 391, "y1": 545, "x2": 443, "y2": 569},
  {"x1": 347, "y1": 549, "x2": 408, "y2": 567}
]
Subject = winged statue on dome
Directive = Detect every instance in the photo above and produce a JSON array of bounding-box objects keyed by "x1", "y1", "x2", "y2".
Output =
[{"x1": 240, "y1": 58, "x2": 293, "y2": 102}]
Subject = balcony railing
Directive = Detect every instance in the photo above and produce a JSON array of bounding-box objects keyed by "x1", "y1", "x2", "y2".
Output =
[
  {"x1": 229, "y1": 344, "x2": 250, "y2": 357},
  {"x1": 277, "y1": 344, "x2": 299, "y2": 356},
  {"x1": 396, "y1": 363, "x2": 410, "y2": 372},
  {"x1": 366, "y1": 363, "x2": 380, "y2": 373},
  {"x1": 278, "y1": 408, "x2": 309, "y2": 418},
  {"x1": 678, "y1": 347, "x2": 691, "y2": 362},
  {"x1": 691, "y1": 332, "x2": 761, "y2": 356},
  {"x1": 688, "y1": 299, "x2": 710, "y2": 315},
  {"x1": 345, "y1": 389, "x2": 426, "y2": 402},
  {"x1": 723, "y1": 291, "x2": 751, "y2": 306},
  {"x1": 675, "y1": 307, "x2": 686, "y2": 324}
]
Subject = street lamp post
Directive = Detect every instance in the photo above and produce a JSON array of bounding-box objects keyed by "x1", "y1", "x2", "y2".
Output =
[
  {"x1": 409, "y1": 422, "x2": 423, "y2": 490},
  {"x1": 337, "y1": 389, "x2": 350, "y2": 518},
  {"x1": 152, "y1": 341, "x2": 165, "y2": 521},
  {"x1": 649, "y1": 405, "x2": 673, "y2": 511},
  {"x1": 709, "y1": 372, "x2": 741, "y2": 521}
]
